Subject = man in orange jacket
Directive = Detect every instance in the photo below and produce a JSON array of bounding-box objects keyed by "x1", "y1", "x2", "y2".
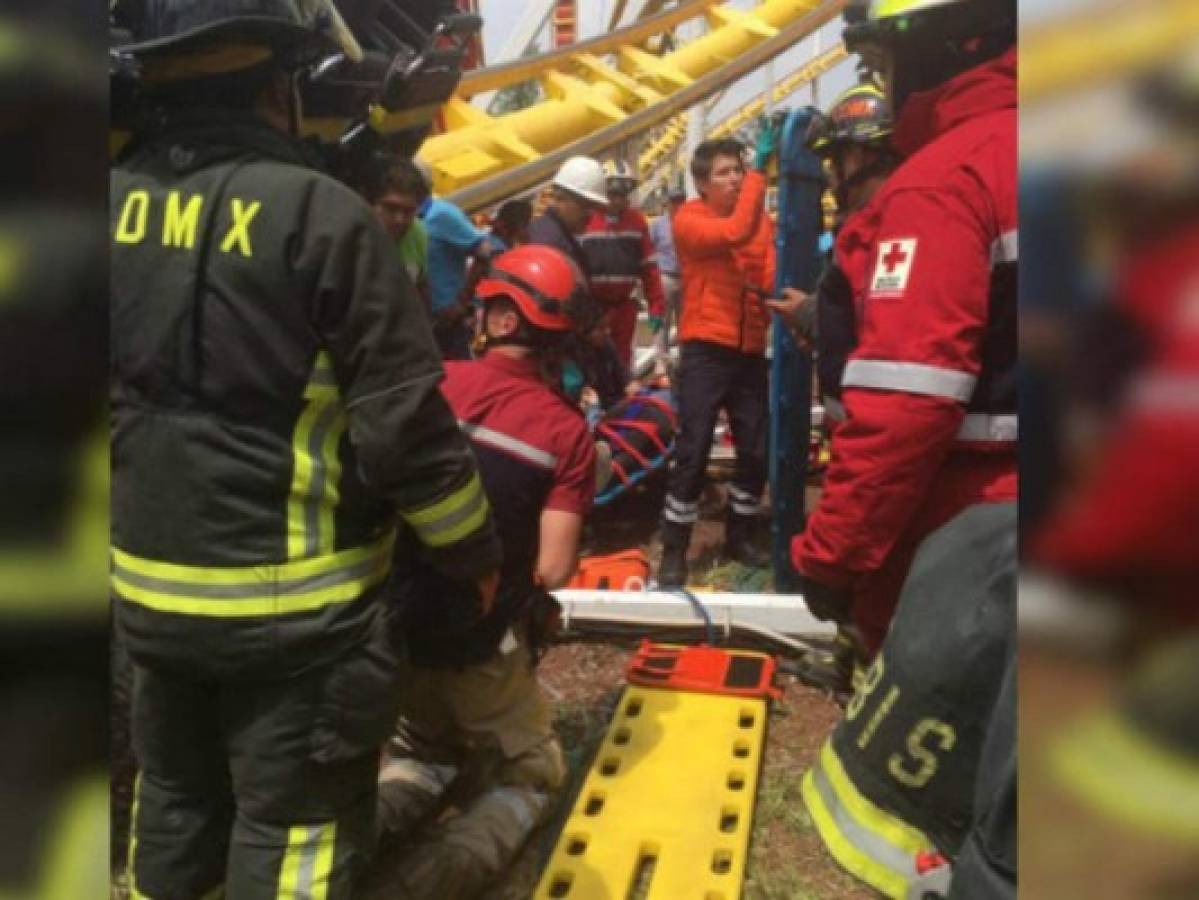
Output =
[{"x1": 657, "y1": 133, "x2": 777, "y2": 586}]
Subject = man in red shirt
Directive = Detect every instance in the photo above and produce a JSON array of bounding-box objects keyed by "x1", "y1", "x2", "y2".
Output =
[
  {"x1": 377, "y1": 246, "x2": 596, "y2": 898},
  {"x1": 580, "y1": 159, "x2": 666, "y2": 370}
]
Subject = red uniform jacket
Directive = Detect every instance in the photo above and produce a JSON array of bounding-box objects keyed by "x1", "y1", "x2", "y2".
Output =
[{"x1": 794, "y1": 48, "x2": 1019, "y2": 591}]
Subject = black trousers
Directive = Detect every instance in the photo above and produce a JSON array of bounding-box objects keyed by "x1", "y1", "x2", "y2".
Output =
[
  {"x1": 125, "y1": 607, "x2": 404, "y2": 900},
  {"x1": 665, "y1": 341, "x2": 768, "y2": 521}
]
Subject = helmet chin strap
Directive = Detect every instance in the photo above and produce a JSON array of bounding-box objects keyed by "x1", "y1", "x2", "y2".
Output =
[
  {"x1": 834, "y1": 151, "x2": 895, "y2": 210},
  {"x1": 287, "y1": 70, "x2": 302, "y2": 136}
]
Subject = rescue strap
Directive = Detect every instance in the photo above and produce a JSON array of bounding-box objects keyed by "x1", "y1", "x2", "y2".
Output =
[
  {"x1": 110, "y1": 532, "x2": 394, "y2": 618},
  {"x1": 801, "y1": 741, "x2": 939, "y2": 899},
  {"x1": 536, "y1": 645, "x2": 776, "y2": 899}
]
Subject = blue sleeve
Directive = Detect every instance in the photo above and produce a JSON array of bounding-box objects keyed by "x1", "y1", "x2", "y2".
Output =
[{"x1": 429, "y1": 202, "x2": 485, "y2": 252}]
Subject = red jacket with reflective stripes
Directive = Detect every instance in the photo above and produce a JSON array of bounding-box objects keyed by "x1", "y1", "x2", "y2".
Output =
[
  {"x1": 794, "y1": 48, "x2": 1019, "y2": 589},
  {"x1": 580, "y1": 207, "x2": 666, "y2": 317}
]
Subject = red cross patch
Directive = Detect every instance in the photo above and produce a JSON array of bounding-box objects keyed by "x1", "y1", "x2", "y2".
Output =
[{"x1": 869, "y1": 238, "x2": 917, "y2": 299}]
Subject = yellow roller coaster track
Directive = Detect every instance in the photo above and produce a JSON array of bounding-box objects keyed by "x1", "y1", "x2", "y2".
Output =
[
  {"x1": 412, "y1": 0, "x2": 849, "y2": 212},
  {"x1": 1021, "y1": 0, "x2": 1199, "y2": 100},
  {"x1": 639, "y1": 41, "x2": 847, "y2": 184}
]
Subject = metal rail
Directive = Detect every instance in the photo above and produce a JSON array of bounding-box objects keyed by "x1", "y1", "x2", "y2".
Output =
[{"x1": 422, "y1": 0, "x2": 848, "y2": 210}]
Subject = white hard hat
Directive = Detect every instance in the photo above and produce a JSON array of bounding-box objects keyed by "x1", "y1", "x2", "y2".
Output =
[{"x1": 552, "y1": 156, "x2": 609, "y2": 207}]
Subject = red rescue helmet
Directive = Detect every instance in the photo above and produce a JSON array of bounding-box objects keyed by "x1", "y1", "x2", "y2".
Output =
[{"x1": 476, "y1": 245, "x2": 581, "y2": 333}]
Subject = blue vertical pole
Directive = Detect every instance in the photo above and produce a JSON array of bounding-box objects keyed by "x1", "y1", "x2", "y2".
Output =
[{"x1": 769, "y1": 107, "x2": 825, "y2": 592}]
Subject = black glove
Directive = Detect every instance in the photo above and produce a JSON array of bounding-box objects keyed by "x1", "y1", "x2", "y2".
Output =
[{"x1": 797, "y1": 574, "x2": 853, "y2": 624}]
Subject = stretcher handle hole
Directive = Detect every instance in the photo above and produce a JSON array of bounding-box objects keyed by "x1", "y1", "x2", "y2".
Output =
[
  {"x1": 719, "y1": 809, "x2": 739, "y2": 833},
  {"x1": 548, "y1": 872, "x2": 573, "y2": 898},
  {"x1": 711, "y1": 850, "x2": 733, "y2": 875},
  {"x1": 727, "y1": 772, "x2": 745, "y2": 791},
  {"x1": 613, "y1": 727, "x2": 632, "y2": 746},
  {"x1": 566, "y1": 835, "x2": 589, "y2": 856},
  {"x1": 704, "y1": 893, "x2": 727, "y2": 900},
  {"x1": 600, "y1": 757, "x2": 622, "y2": 776},
  {"x1": 732, "y1": 741, "x2": 750, "y2": 759},
  {"x1": 625, "y1": 698, "x2": 643, "y2": 718},
  {"x1": 737, "y1": 710, "x2": 755, "y2": 729},
  {"x1": 584, "y1": 793, "x2": 605, "y2": 816}
]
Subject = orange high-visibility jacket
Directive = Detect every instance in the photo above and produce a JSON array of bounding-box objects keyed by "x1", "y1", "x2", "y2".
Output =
[{"x1": 674, "y1": 169, "x2": 776, "y2": 354}]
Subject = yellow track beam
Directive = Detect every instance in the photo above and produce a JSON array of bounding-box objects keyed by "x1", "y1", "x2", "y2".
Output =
[
  {"x1": 638, "y1": 113, "x2": 691, "y2": 176},
  {"x1": 419, "y1": 0, "x2": 848, "y2": 202},
  {"x1": 640, "y1": 43, "x2": 847, "y2": 185},
  {"x1": 710, "y1": 43, "x2": 846, "y2": 139},
  {"x1": 454, "y1": 0, "x2": 720, "y2": 98},
  {"x1": 1021, "y1": 0, "x2": 1199, "y2": 101}
]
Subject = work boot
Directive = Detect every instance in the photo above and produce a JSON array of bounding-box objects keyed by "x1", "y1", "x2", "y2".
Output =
[
  {"x1": 724, "y1": 510, "x2": 770, "y2": 568},
  {"x1": 394, "y1": 785, "x2": 552, "y2": 900},
  {"x1": 376, "y1": 756, "x2": 458, "y2": 840},
  {"x1": 656, "y1": 519, "x2": 692, "y2": 588},
  {"x1": 780, "y1": 628, "x2": 862, "y2": 702}
]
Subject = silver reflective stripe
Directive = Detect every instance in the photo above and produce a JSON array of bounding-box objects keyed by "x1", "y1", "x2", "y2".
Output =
[
  {"x1": 379, "y1": 759, "x2": 458, "y2": 797},
  {"x1": 431, "y1": 487, "x2": 491, "y2": 544},
  {"x1": 991, "y1": 229, "x2": 1018, "y2": 266},
  {"x1": 591, "y1": 274, "x2": 640, "y2": 284},
  {"x1": 728, "y1": 485, "x2": 760, "y2": 515},
  {"x1": 111, "y1": 552, "x2": 386, "y2": 601},
  {"x1": 810, "y1": 759, "x2": 919, "y2": 882},
  {"x1": 294, "y1": 825, "x2": 321, "y2": 900},
  {"x1": 664, "y1": 494, "x2": 698, "y2": 524},
  {"x1": 487, "y1": 785, "x2": 546, "y2": 835},
  {"x1": 957, "y1": 414, "x2": 1018, "y2": 442},
  {"x1": 1129, "y1": 374, "x2": 1199, "y2": 413},
  {"x1": 824, "y1": 395, "x2": 847, "y2": 422},
  {"x1": 842, "y1": 360, "x2": 977, "y2": 401},
  {"x1": 579, "y1": 230, "x2": 644, "y2": 242},
  {"x1": 460, "y1": 421, "x2": 557, "y2": 470},
  {"x1": 302, "y1": 400, "x2": 343, "y2": 558},
  {"x1": 310, "y1": 357, "x2": 338, "y2": 388}
]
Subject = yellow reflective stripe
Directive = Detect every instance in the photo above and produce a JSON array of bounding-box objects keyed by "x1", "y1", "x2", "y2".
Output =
[
  {"x1": 112, "y1": 570, "x2": 386, "y2": 617},
  {"x1": 800, "y1": 741, "x2": 934, "y2": 899},
  {"x1": 276, "y1": 825, "x2": 305, "y2": 900},
  {"x1": 126, "y1": 772, "x2": 151, "y2": 900},
  {"x1": 112, "y1": 535, "x2": 391, "y2": 584},
  {"x1": 312, "y1": 822, "x2": 336, "y2": 900},
  {"x1": 401, "y1": 472, "x2": 491, "y2": 548},
  {"x1": 289, "y1": 352, "x2": 345, "y2": 560},
  {"x1": 288, "y1": 401, "x2": 323, "y2": 559},
  {"x1": 318, "y1": 413, "x2": 347, "y2": 556},
  {"x1": 39, "y1": 776, "x2": 109, "y2": 900},
  {"x1": 1050, "y1": 709, "x2": 1199, "y2": 842},
  {"x1": 277, "y1": 822, "x2": 336, "y2": 900},
  {"x1": 817, "y1": 741, "x2": 931, "y2": 855},
  {"x1": 111, "y1": 535, "x2": 393, "y2": 618},
  {"x1": 802, "y1": 768, "x2": 908, "y2": 899}
]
